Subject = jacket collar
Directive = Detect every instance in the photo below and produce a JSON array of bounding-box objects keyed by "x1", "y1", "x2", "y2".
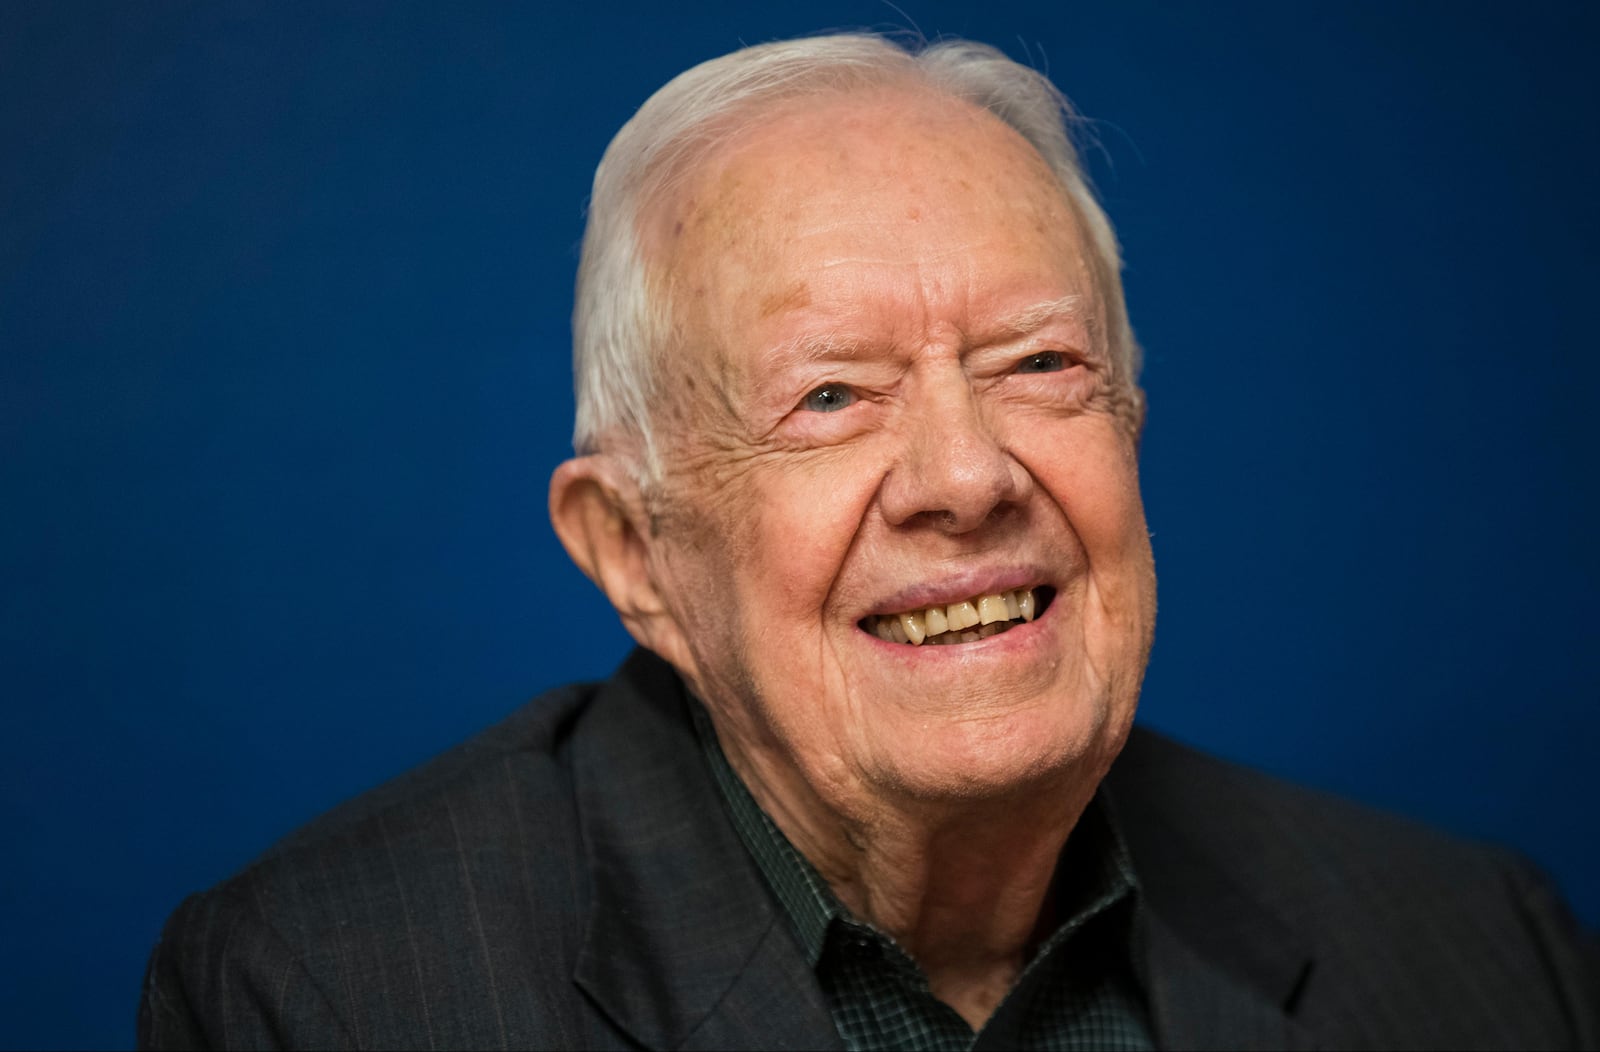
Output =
[
  {"x1": 570, "y1": 650, "x2": 841, "y2": 1050},
  {"x1": 572, "y1": 653, "x2": 1316, "y2": 1051}
]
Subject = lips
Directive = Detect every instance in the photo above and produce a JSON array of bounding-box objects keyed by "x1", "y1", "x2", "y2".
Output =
[{"x1": 861, "y1": 586, "x2": 1054, "y2": 646}]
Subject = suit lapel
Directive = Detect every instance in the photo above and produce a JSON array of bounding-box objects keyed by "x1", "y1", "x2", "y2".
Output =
[
  {"x1": 1140, "y1": 908, "x2": 1318, "y2": 1051},
  {"x1": 1106, "y1": 729, "x2": 1319, "y2": 1051},
  {"x1": 570, "y1": 650, "x2": 840, "y2": 1051},
  {"x1": 675, "y1": 920, "x2": 842, "y2": 1051}
]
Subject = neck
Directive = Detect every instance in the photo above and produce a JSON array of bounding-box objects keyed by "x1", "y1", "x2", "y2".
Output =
[{"x1": 726, "y1": 738, "x2": 1100, "y2": 1030}]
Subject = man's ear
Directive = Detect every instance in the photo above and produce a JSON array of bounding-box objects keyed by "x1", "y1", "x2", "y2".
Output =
[{"x1": 548, "y1": 455, "x2": 677, "y2": 656}]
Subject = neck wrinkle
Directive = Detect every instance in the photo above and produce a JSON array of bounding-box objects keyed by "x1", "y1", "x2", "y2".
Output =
[{"x1": 723, "y1": 713, "x2": 1100, "y2": 990}]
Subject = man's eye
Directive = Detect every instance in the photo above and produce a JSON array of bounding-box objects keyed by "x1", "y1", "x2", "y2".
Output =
[
  {"x1": 801, "y1": 383, "x2": 857, "y2": 412},
  {"x1": 1017, "y1": 351, "x2": 1066, "y2": 373}
]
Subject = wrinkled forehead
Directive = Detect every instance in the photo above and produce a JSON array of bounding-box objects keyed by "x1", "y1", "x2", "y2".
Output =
[{"x1": 639, "y1": 88, "x2": 1100, "y2": 377}]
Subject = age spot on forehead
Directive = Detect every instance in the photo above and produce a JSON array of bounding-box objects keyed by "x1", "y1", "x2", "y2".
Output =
[{"x1": 759, "y1": 281, "x2": 812, "y2": 320}]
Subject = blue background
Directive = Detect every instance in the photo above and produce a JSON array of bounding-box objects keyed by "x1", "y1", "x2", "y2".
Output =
[{"x1": 3, "y1": 2, "x2": 1596, "y2": 1047}]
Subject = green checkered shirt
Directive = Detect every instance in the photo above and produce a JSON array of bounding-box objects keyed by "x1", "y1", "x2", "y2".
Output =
[{"x1": 691, "y1": 703, "x2": 1154, "y2": 1052}]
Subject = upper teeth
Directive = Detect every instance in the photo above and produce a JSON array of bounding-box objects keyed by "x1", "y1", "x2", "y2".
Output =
[{"x1": 869, "y1": 588, "x2": 1038, "y2": 646}]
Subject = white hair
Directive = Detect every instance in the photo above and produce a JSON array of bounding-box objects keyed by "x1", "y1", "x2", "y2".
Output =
[{"x1": 571, "y1": 32, "x2": 1140, "y2": 480}]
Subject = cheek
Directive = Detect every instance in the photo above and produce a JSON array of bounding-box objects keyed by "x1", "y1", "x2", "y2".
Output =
[
  {"x1": 721, "y1": 454, "x2": 884, "y2": 628},
  {"x1": 1022, "y1": 420, "x2": 1150, "y2": 570}
]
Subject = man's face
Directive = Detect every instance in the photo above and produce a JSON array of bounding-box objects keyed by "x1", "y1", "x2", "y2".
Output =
[{"x1": 639, "y1": 89, "x2": 1156, "y2": 813}]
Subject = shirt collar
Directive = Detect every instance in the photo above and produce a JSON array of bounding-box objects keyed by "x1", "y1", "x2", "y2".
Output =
[{"x1": 690, "y1": 698, "x2": 1142, "y2": 969}]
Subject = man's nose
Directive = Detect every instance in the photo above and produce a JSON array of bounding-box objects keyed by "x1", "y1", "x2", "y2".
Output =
[{"x1": 878, "y1": 382, "x2": 1033, "y2": 533}]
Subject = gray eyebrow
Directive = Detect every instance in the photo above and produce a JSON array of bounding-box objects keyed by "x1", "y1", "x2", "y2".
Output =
[
  {"x1": 760, "y1": 295, "x2": 1087, "y2": 371},
  {"x1": 986, "y1": 296, "x2": 1086, "y2": 338},
  {"x1": 761, "y1": 331, "x2": 876, "y2": 371}
]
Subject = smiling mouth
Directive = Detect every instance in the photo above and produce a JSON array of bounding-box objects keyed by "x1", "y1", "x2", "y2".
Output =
[{"x1": 860, "y1": 586, "x2": 1055, "y2": 646}]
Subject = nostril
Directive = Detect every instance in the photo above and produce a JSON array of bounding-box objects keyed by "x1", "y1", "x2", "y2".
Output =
[{"x1": 879, "y1": 418, "x2": 1029, "y2": 532}]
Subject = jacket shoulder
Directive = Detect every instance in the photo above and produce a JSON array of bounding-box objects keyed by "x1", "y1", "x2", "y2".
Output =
[
  {"x1": 1111, "y1": 726, "x2": 1600, "y2": 1047},
  {"x1": 1111, "y1": 725, "x2": 1508, "y2": 878},
  {"x1": 269, "y1": 677, "x2": 593, "y2": 858},
  {"x1": 140, "y1": 678, "x2": 625, "y2": 1050}
]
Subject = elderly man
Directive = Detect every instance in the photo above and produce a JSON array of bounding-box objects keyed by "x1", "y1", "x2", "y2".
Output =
[{"x1": 140, "y1": 34, "x2": 1597, "y2": 1050}]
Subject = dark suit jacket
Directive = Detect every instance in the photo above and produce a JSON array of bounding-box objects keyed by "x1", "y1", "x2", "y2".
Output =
[{"x1": 139, "y1": 649, "x2": 1599, "y2": 1050}]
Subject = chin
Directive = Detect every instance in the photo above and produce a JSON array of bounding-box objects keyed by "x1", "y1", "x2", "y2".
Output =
[{"x1": 861, "y1": 695, "x2": 1127, "y2": 805}]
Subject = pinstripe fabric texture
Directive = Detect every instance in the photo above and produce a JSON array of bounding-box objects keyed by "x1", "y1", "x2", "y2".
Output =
[
  {"x1": 139, "y1": 649, "x2": 1600, "y2": 1050},
  {"x1": 691, "y1": 700, "x2": 1153, "y2": 1051}
]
